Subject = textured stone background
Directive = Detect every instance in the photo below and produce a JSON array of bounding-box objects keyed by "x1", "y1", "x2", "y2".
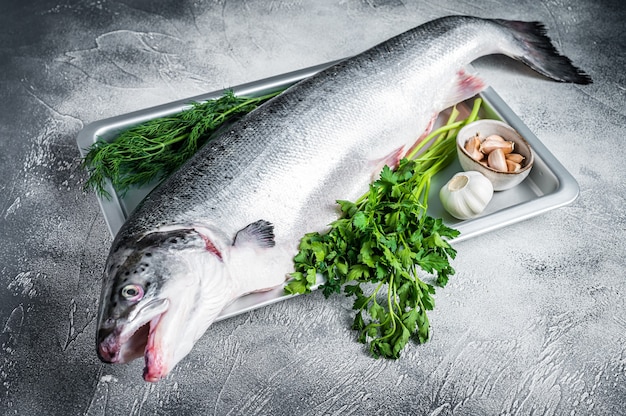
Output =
[{"x1": 1, "y1": 1, "x2": 625, "y2": 415}]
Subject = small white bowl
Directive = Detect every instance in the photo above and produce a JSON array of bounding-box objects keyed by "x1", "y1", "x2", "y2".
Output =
[{"x1": 456, "y1": 120, "x2": 534, "y2": 191}]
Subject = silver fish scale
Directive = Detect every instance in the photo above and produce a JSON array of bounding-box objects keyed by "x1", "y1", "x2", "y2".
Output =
[{"x1": 112, "y1": 16, "x2": 527, "y2": 248}]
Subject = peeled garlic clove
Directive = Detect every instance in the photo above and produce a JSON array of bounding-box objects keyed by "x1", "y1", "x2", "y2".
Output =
[
  {"x1": 464, "y1": 135, "x2": 484, "y2": 161},
  {"x1": 506, "y1": 159, "x2": 522, "y2": 172},
  {"x1": 480, "y1": 139, "x2": 515, "y2": 155},
  {"x1": 439, "y1": 171, "x2": 494, "y2": 220},
  {"x1": 487, "y1": 148, "x2": 508, "y2": 172},
  {"x1": 505, "y1": 153, "x2": 525, "y2": 164}
]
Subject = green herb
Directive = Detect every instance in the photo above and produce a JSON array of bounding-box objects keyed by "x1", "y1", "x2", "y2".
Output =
[
  {"x1": 285, "y1": 98, "x2": 483, "y2": 358},
  {"x1": 82, "y1": 89, "x2": 284, "y2": 198}
]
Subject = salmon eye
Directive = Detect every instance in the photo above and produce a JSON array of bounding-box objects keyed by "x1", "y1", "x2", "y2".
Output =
[{"x1": 121, "y1": 284, "x2": 144, "y2": 302}]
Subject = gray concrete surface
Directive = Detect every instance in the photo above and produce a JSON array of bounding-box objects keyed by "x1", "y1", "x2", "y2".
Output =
[{"x1": 1, "y1": 1, "x2": 625, "y2": 415}]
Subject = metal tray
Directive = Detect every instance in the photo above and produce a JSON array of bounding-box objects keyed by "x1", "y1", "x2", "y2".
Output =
[{"x1": 77, "y1": 62, "x2": 579, "y2": 320}]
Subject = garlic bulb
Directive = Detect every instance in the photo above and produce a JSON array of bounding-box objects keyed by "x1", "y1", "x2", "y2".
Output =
[{"x1": 439, "y1": 171, "x2": 494, "y2": 220}]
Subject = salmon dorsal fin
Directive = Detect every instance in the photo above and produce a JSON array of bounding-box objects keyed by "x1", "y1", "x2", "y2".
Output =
[{"x1": 233, "y1": 220, "x2": 275, "y2": 248}]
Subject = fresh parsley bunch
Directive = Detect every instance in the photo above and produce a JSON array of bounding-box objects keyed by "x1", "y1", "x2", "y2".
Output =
[{"x1": 286, "y1": 99, "x2": 483, "y2": 358}]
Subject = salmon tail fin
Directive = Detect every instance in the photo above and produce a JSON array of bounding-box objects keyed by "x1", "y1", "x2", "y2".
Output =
[{"x1": 495, "y1": 19, "x2": 592, "y2": 84}]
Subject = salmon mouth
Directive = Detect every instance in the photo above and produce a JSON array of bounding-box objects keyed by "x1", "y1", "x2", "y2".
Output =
[
  {"x1": 143, "y1": 314, "x2": 167, "y2": 382},
  {"x1": 97, "y1": 299, "x2": 169, "y2": 365}
]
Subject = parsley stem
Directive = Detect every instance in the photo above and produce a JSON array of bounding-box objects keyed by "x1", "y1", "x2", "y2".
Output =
[
  {"x1": 405, "y1": 120, "x2": 463, "y2": 160},
  {"x1": 405, "y1": 97, "x2": 482, "y2": 161},
  {"x1": 467, "y1": 97, "x2": 483, "y2": 123},
  {"x1": 369, "y1": 273, "x2": 396, "y2": 344}
]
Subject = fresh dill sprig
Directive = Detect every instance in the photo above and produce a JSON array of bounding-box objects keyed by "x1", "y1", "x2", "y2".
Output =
[{"x1": 82, "y1": 89, "x2": 285, "y2": 198}]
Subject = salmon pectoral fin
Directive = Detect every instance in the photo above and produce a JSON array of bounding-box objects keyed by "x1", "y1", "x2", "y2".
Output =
[
  {"x1": 229, "y1": 221, "x2": 292, "y2": 296},
  {"x1": 233, "y1": 220, "x2": 275, "y2": 248}
]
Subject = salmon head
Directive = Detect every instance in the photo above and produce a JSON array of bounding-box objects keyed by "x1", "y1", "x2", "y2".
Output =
[
  {"x1": 95, "y1": 224, "x2": 236, "y2": 382},
  {"x1": 95, "y1": 219, "x2": 284, "y2": 382}
]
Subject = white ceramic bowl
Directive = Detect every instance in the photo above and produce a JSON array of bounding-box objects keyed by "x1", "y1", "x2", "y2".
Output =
[{"x1": 456, "y1": 119, "x2": 534, "y2": 191}]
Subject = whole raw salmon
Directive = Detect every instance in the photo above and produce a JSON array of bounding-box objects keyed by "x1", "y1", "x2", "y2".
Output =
[{"x1": 95, "y1": 15, "x2": 590, "y2": 382}]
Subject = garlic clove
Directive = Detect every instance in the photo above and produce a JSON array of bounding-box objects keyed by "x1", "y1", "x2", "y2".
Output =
[
  {"x1": 505, "y1": 153, "x2": 525, "y2": 164},
  {"x1": 484, "y1": 134, "x2": 505, "y2": 142},
  {"x1": 487, "y1": 148, "x2": 508, "y2": 172},
  {"x1": 506, "y1": 159, "x2": 522, "y2": 172},
  {"x1": 464, "y1": 135, "x2": 484, "y2": 161},
  {"x1": 480, "y1": 138, "x2": 514, "y2": 155}
]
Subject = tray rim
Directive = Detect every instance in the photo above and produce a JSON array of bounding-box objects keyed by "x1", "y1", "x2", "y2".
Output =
[{"x1": 76, "y1": 61, "x2": 580, "y2": 320}]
